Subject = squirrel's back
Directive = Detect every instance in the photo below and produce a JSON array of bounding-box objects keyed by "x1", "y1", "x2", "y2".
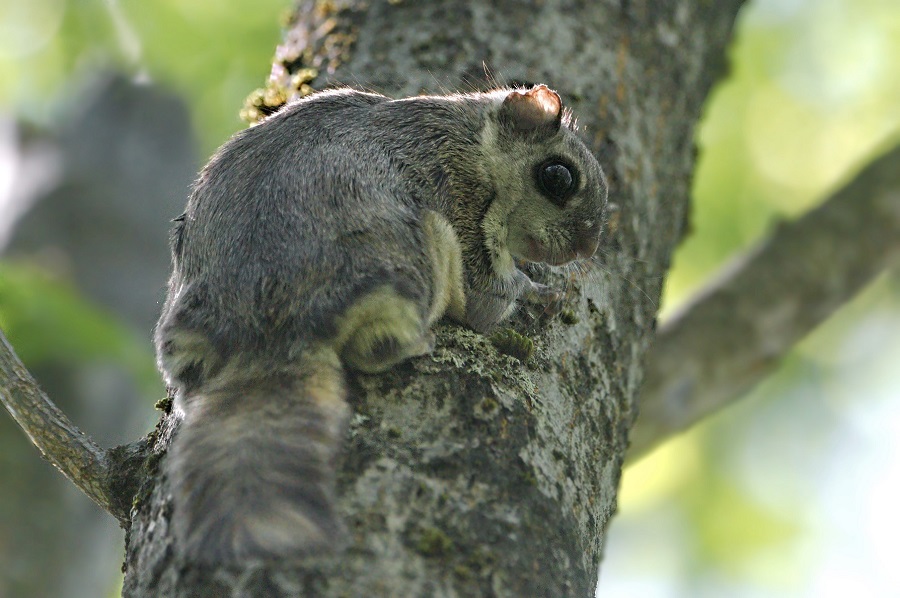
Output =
[{"x1": 158, "y1": 89, "x2": 493, "y2": 364}]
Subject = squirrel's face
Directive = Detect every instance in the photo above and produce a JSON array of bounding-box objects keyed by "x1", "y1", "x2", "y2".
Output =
[{"x1": 485, "y1": 85, "x2": 609, "y2": 268}]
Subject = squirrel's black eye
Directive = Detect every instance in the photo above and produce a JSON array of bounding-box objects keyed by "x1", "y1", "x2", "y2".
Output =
[{"x1": 538, "y1": 161, "x2": 575, "y2": 204}]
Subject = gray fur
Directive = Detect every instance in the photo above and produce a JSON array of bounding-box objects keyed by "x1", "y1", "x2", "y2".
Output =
[{"x1": 155, "y1": 85, "x2": 607, "y2": 564}]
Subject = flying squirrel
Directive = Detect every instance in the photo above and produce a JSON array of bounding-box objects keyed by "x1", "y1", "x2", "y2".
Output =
[{"x1": 154, "y1": 83, "x2": 609, "y2": 563}]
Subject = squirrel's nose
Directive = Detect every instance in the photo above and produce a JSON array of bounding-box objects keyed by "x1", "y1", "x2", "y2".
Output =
[
  {"x1": 574, "y1": 236, "x2": 599, "y2": 259},
  {"x1": 573, "y1": 223, "x2": 601, "y2": 259}
]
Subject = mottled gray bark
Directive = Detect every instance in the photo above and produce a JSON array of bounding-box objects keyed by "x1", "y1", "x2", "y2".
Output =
[
  {"x1": 630, "y1": 143, "x2": 900, "y2": 460},
  {"x1": 119, "y1": 1, "x2": 745, "y2": 596}
]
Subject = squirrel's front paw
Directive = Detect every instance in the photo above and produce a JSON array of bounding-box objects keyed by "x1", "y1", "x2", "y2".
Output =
[{"x1": 524, "y1": 282, "x2": 565, "y2": 316}]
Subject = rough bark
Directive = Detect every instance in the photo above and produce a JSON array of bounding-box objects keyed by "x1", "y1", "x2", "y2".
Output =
[
  {"x1": 116, "y1": 1, "x2": 745, "y2": 596},
  {"x1": 630, "y1": 143, "x2": 900, "y2": 460}
]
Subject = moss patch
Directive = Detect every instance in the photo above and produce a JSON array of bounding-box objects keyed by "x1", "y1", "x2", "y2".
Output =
[
  {"x1": 417, "y1": 527, "x2": 453, "y2": 557},
  {"x1": 489, "y1": 328, "x2": 534, "y2": 363}
]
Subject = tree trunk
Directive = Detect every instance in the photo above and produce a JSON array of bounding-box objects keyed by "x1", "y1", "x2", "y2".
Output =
[{"x1": 121, "y1": 1, "x2": 745, "y2": 595}]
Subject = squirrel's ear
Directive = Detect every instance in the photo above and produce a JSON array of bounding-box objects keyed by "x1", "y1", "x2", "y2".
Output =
[{"x1": 498, "y1": 84, "x2": 562, "y2": 133}]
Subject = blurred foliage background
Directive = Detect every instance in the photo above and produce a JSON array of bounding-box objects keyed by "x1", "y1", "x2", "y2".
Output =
[
  {"x1": 0, "y1": 0, "x2": 898, "y2": 597},
  {"x1": 605, "y1": 0, "x2": 900, "y2": 597}
]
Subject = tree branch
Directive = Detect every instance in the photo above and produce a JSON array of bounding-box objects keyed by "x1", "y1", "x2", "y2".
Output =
[
  {"x1": 0, "y1": 328, "x2": 132, "y2": 522},
  {"x1": 630, "y1": 142, "x2": 900, "y2": 460}
]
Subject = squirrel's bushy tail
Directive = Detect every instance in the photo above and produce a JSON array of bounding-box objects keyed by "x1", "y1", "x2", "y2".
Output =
[{"x1": 166, "y1": 351, "x2": 350, "y2": 564}]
